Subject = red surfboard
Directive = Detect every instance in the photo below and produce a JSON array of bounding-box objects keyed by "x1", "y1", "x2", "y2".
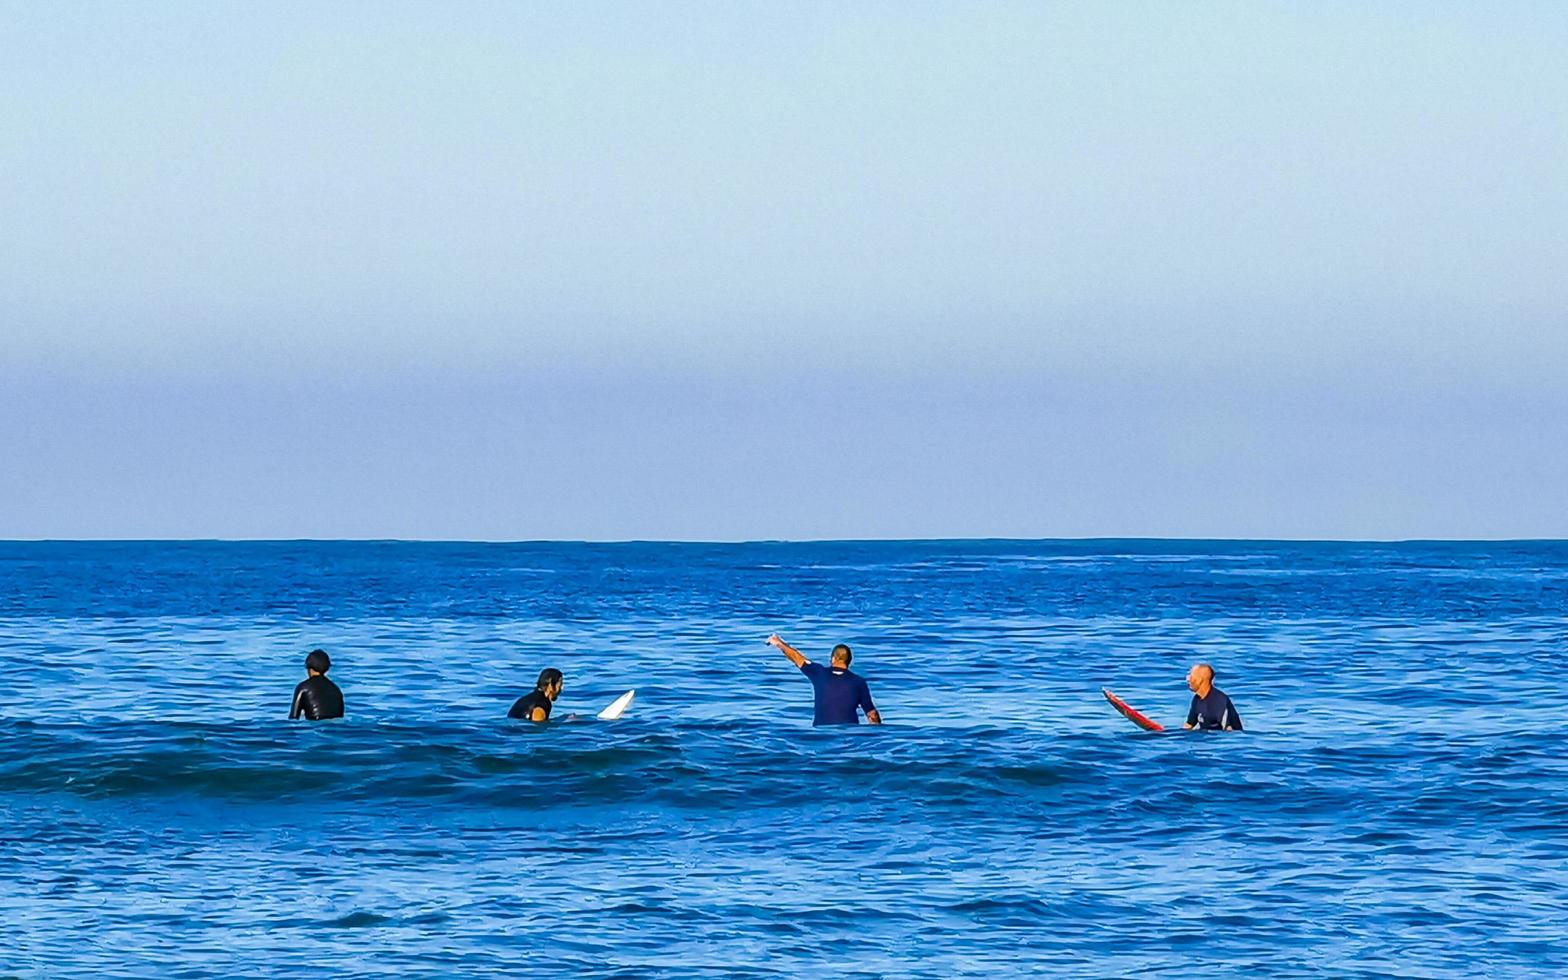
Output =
[{"x1": 1102, "y1": 688, "x2": 1166, "y2": 732}]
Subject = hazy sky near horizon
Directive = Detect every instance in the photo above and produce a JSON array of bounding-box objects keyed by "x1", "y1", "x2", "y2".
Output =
[{"x1": 2, "y1": 2, "x2": 1566, "y2": 539}]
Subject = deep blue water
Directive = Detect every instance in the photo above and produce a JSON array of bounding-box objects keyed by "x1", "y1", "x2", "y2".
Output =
[{"x1": 3, "y1": 540, "x2": 1568, "y2": 977}]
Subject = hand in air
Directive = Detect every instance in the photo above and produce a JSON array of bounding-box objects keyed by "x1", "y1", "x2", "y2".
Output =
[{"x1": 766, "y1": 633, "x2": 785, "y2": 649}]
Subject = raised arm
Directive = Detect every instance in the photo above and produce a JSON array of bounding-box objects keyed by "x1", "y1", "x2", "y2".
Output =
[{"x1": 766, "y1": 634, "x2": 809, "y2": 669}]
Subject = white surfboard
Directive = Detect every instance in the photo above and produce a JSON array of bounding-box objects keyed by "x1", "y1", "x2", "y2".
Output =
[{"x1": 597, "y1": 689, "x2": 635, "y2": 721}]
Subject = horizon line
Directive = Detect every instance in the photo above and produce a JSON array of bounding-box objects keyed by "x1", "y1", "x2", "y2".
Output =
[{"x1": 4, "y1": 536, "x2": 1566, "y2": 546}]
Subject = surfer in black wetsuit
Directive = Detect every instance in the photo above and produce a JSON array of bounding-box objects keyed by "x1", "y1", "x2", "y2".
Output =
[
  {"x1": 508, "y1": 668, "x2": 563, "y2": 722},
  {"x1": 1184, "y1": 663, "x2": 1241, "y2": 731},
  {"x1": 290, "y1": 649, "x2": 345, "y2": 721}
]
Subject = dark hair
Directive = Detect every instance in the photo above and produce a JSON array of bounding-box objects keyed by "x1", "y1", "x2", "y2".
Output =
[
  {"x1": 831, "y1": 644, "x2": 852, "y2": 666},
  {"x1": 536, "y1": 667, "x2": 563, "y2": 691},
  {"x1": 305, "y1": 649, "x2": 331, "y2": 673}
]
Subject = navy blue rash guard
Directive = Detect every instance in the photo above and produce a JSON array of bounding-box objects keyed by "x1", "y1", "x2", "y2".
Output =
[
  {"x1": 800, "y1": 661, "x2": 876, "y2": 726},
  {"x1": 1187, "y1": 687, "x2": 1242, "y2": 731}
]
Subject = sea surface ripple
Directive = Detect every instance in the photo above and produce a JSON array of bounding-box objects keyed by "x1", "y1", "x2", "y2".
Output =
[{"x1": 2, "y1": 540, "x2": 1567, "y2": 977}]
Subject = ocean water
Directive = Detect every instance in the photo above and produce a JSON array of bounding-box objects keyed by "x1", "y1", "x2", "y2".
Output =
[{"x1": 2, "y1": 540, "x2": 1567, "y2": 978}]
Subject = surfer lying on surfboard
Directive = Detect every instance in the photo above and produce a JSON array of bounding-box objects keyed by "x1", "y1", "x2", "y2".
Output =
[
  {"x1": 505, "y1": 668, "x2": 637, "y2": 722},
  {"x1": 767, "y1": 635, "x2": 883, "y2": 726}
]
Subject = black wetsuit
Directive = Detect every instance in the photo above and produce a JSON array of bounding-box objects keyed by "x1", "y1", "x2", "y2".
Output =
[
  {"x1": 508, "y1": 689, "x2": 553, "y2": 721},
  {"x1": 1187, "y1": 687, "x2": 1242, "y2": 731},
  {"x1": 290, "y1": 674, "x2": 344, "y2": 720}
]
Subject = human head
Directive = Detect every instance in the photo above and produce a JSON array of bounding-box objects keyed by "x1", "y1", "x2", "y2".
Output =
[
  {"x1": 831, "y1": 644, "x2": 853, "y2": 668},
  {"x1": 1187, "y1": 663, "x2": 1215, "y2": 694},
  {"x1": 305, "y1": 649, "x2": 331, "y2": 675},
  {"x1": 536, "y1": 667, "x2": 564, "y2": 700}
]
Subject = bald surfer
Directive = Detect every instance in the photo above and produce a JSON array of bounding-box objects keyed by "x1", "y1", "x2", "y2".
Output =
[
  {"x1": 1184, "y1": 663, "x2": 1242, "y2": 731},
  {"x1": 766, "y1": 634, "x2": 882, "y2": 726},
  {"x1": 289, "y1": 649, "x2": 345, "y2": 721}
]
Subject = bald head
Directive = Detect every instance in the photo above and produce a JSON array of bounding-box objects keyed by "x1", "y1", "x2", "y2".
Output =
[
  {"x1": 831, "y1": 644, "x2": 853, "y2": 668},
  {"x1": 1187, "y1": 663, "x2": 1215, "y2": 695}
]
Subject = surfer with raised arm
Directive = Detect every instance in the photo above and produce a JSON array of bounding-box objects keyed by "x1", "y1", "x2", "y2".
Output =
[
  {"x1": 289, "y1": 649, "x2": 345, "y2": 721},
  {"x1": 766, "y1": 634, "x2": 882, "y2": 726},
  {"x1": 1183, "y1": 663, "x2": 1242, "y2": 731},
  {"x1": 508, "y1": 668, "x2": 564, "y2": 722}
]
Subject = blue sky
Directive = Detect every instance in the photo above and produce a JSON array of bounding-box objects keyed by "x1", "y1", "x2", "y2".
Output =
[{"x1": 2, "y1": 2, "x2": 1565, "y2": 539}]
